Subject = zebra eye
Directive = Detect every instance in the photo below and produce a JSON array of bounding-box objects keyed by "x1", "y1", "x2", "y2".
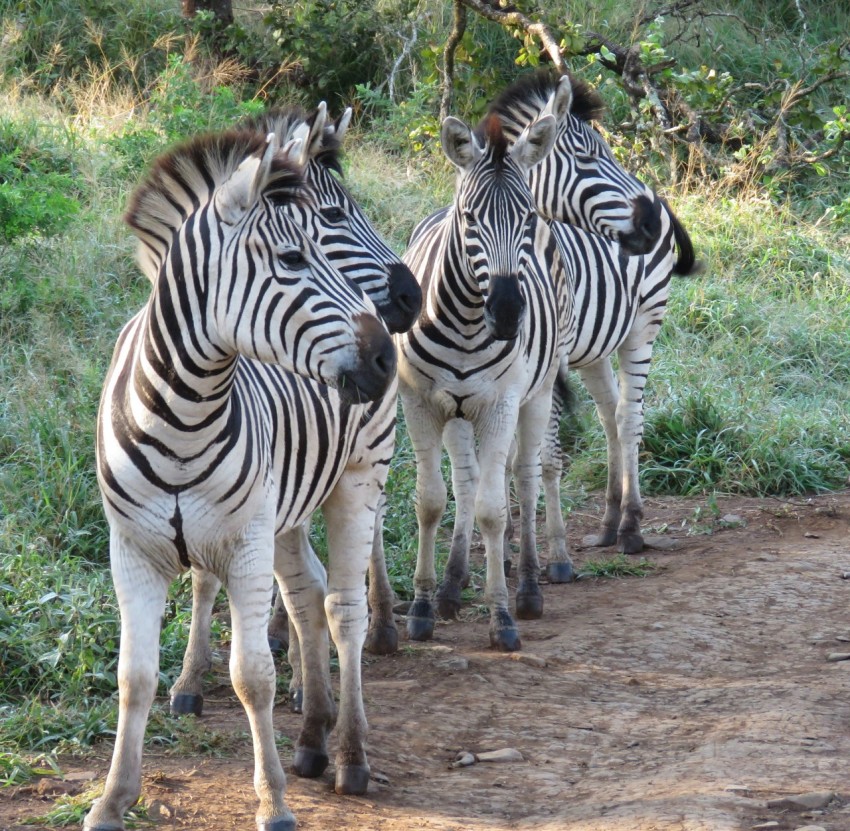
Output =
[
  {"x1": 321, "y1": 206, "x2": 346, "y2": 223},
  {"x1": 279, "y1": 249, "x2": 308, "y2": 270},
  {"x1": 463, "y1": 209, "x2": 476, "y2": 226}
]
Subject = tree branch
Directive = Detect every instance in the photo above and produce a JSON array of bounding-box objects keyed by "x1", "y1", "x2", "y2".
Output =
[{"x1": 441, "y1": 0, "x2": 467, "y2": 122}]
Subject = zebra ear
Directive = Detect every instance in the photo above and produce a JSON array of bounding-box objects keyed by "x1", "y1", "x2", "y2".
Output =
[
  {"x1": 441, "y1": 116, "x2": 483, "y2": 171},
  {"x1": 510, "y1": 114, "x2": 557, "y2": 172},
  {"x1": 216, "y1": 133, "x2": 278, "y2": 225},
  {"x1": 330, "y1": 107, "x2": 353, "y2": 144},
  {"x1": 289, "y1": 101, "x2": 327, "y2": 166},
  {"x1": 542, "y1": 74, "x2": 574, "y2": 123}
]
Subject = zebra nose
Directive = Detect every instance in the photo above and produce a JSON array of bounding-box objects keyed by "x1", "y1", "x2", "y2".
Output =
[
  {"x1": 382, "y1": 263, "x2": 422, "y2": 334},
  {"x1": 338, "y1": 313, "x2": 397, "y2": 404},
  {"x1": 620, "y1": 195, "x2": 662, "y2": 255},
  {"x1": 484, "y1": 274, "x2": 525, "y2": 341}
]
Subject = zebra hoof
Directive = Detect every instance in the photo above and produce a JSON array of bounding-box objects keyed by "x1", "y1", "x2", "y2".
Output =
[
  {"x1": 170, "y1": 692, "x2": 203, "y2": 717},
  {"x1": 406, "y1": 599, "x2": 435, "y2": 641},
  {"x1": 619, "y1": 532, "x2": 645, "y2": 555},
  {"x1": 489, "y1": 609, "x2": 521, "y2": 652},
  {"x1": 435, "y1": 582, "x2": 462, "y2": 620},
  {"x1": 257, "y1": 813, "x2": 297, "y2": 831},
  {"x1": 289, "y1": 686, "x2": 303, "y2": 714},
  {"x1": 547, "y1": 561, "x2": 575, "y2": 583},
  {"x1": 515, "y1": 582, "x2": 543, "y2": 620},
  {"x1": 365, "y1": 623, "x2": 398, "y2": 655},
  {"x1": 588, "y1": 527, "x2": 618, "y2": 547},
  {"x1": 293, "y1": 746, "x2": 329, "y2": 778},
  {"x1": 503, "y1": 558, "x2": 512, "y2": 578},
  {"x1": 335, "y1": 763, "x2": 370, "y2": 795}
]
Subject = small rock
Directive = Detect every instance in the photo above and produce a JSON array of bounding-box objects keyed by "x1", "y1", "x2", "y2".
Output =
[
  {"x1": 792, "y1": 826, "x2": 826, "y2": 831},
  {"x1": 371, "y1": 771, "x2": 390, "y2": 785},
  {"x1": 766, "y1": 791, "x2": 834, "y2": 811},
  {"x1": 451, "y1": 752, "x2": 476, "y2": 769},
  {"x1": 146, "y1": 800, "x2": 175, "y2": 820},
  {"x1": 725, "y1": 784, "x2": 752, "y2": 797},
  {"x1": 721, "y1": 513, "x2": 743, "y2": 525},
  {"x1": 476, "y1": 748, "x2": 524, "y2": 763},
  {"x1": 436, "y1": 656, "x2": 469, "y2": 671},
  {"x1": 751, "y1": 823, "x2": 780, "y2": 829},
  {"x1": 826, "y1": 652, "x2": 850, "y2": 663}
]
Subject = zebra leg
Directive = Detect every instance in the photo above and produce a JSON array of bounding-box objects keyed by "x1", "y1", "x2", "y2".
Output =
[
  {"x1": 613, "y1": 328, "x2": 659, "y2": 554},
  {"x1": 436, "y1": 418, "x2": 478, "y2": 619},
  {"x1": 503, "y1": 437, "x2": 517, "y2": 577},
  {"x1": 365, "y1": 494, "x2": 399, "y2": 656},
  {"x1": 285, "y1": 603, "x2": 302, "y2": 713},
  {"x1": 226, "y1": 536, "x2": 295, "y2": 831},
  {"x1": 577, "y1": 359, "x2": 624, "y2": 548},
  {"x1": 541, "y1": 375, "x2": 574, "y2": 583},
  {"x1": 84, "y1": 537, "x2": 171, "y2": 831},
  {"x1": 322, "y1": 472, "x2": 378, "y2": 796},
  {"x1": 476, "y1": 420, "x2": 522, "y2": 652},
  {"x1": 267, "y1": 586, "x2": 290, "y2": 655},
  {"x1": 513, "y1": 390, "x2": 553, "y2": 619},
  {"x1": 276, "y1": 527, "x2": 336, "y2": 775},
  {"x1": 403, "y1": 399, "x2": 447, "y2": 641},
  {"x1": 169, "y1": 568, "x2": 220, "y2": 717}
]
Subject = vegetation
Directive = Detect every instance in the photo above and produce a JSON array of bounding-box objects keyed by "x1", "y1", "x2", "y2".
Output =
[{"x1": 0, "y1": 0, "x2": 848, "y2": 800}]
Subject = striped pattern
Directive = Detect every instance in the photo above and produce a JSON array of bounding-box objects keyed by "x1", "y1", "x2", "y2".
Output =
[
  {"x1": 397, "y1": 113, "x2": 573, "y2": 652},
  {"x1": 489, "y1": 71, "x2": 697, "y2": 566},
  {"x1": 86, "y1": 126, "x2": 398, "y2": 831}
]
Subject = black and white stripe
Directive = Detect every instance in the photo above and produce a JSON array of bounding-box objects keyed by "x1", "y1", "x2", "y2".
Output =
[
  {"x1": 87, "y1": 124, "x2": 401, "y2": 831},
  {"x1": 397, "y1": 112, "x2": 573, "y2": 652},
  {"x1": 489, "y1": 71, "x2": 697, "y2": 566}
]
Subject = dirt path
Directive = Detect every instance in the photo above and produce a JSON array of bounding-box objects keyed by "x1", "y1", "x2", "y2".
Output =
[{"x1": 4, "y1": 492, "x2": 850, "y2": 831}]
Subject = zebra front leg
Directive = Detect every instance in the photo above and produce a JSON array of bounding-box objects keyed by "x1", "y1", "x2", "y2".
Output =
[
  {"x1": 84, "y1": 536, "x2": 171, "y2": 831},
  {"x1": 276, "y1": 527, "x2": 335, "y2": 773},
  {"x1": 365, "y1": 494, "x2": 399, "y2": 656},
  {"x1": 513, "y1": 389, "x2": 554, "y2": 618},
  {"x1": 541, "y1": 372, "x2": 574, "y2": 583},
  {"x1": 402, "y1": 397, "x2": 447, "y2": 641},
  {"x1": 577, "y1": 359, "x2": 624, "y2": 548},
  {"x1": 476, "y1": 421, "x2": 521, "y2": 652},
  {"x1": 436, "y1": 418, "x2": 478, "y2": 619},
  {"x1": 267, "y1": 586, "x2": 290, "y2": 656},
  {"x1": 226, "y1": 537, "x2": 295, "y2": 831},
  {"x1": 169, "y1": 568, "x2": 221, "y2": 716},
  {"x1": 322, "y1": 471, "x2": 380, "y2": 795}
]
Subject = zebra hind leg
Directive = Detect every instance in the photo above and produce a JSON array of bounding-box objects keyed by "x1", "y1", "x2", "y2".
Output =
[{"x1": 364, "y1": 494, "x2": 399, "y2": 656}]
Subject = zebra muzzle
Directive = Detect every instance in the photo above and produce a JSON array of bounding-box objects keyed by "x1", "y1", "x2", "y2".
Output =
[
  {"x1": 484, "y1": 273, "x2": 526, "y2": 341},
  {"x1": 619, "y1": 194, "x2": 663, "y2": 255},
  {"x1": 337, "y1": 313, "x2": 397, "y2": 404}
]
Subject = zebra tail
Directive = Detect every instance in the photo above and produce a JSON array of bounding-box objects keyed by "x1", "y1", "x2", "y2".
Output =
[
  {"x1": 661, "y1": 197, "x2": 701, "y2": 276},
  {"x1": 554, "y1": 361, "x2": 580, "y2": 421}
]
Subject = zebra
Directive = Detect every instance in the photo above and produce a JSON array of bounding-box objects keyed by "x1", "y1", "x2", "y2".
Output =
[
  {"x1": 486, "y1": 70, "x2": 696, "y2": 567},
  {"x1": 397, "y1": 111, "x2": 573, "y2": 652},
  {"x1": 168, "y1": 103, "x2": 420, "y2": 720},
  {"x1": 85, "y1": 129, "x2": 398, "y2": 831}
]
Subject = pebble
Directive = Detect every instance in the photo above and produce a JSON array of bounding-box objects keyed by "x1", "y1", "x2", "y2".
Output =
[
  {"x1": 146, "y1": 800, "x2": 175, "y2": 820},
  {"x1": 725, "y1": 784, "x2": 752, "y2": 797},
  {"x1": 436, "y1": 656, "x2": 469, "y2": 671},
  {"x1": 751, "y1": 823, "x2": 779, "y2": 829},
  {"x1": 766, "y1": 791, "x2": 834, "y2": 810},
  {"x1": 792, "y1": 826, "x2": 826, "y2": 831},
  {"x1": 450, "y1": 751, "x2": 476, "y2": 769},
  {"x1": 826, "y1": 652, "x2": 850, "y2": 662}
]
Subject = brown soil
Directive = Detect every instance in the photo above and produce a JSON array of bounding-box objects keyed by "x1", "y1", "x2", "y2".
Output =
[{"x1": 4, "y1": 491, "x2": 850, "y2": 831}]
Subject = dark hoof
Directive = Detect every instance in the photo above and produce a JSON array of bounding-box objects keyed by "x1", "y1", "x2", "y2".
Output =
[
  {"x1": 257, "y1": 815, "x2": 297, "y2": 831},
  {"x1": 365, "y1": 623, "x2": 398, "y2": 655},
  {"x1": 619, "y1": 532, "x2": 645, "y2": 555},
  {"x1": 515, "y1": 582, "x2": 543, "y2": 620},
  {"x1": 267, "y1": 634, "x2": 289, "y2": 655},
  {"x1": 435, "y1": 581, "x2": 462, "y2": 620},
  {"x1": 489, "y1": 609, "x2": 521, "y2": 652},
  {"x1": 293, "y1": 746, "x2": 330, "y2": 778},
  {"x1": 170, "y1": 692, "x2": 203, "y2": 717},
  {"x1": 406, "y1": 598, "x2": 435, "y2": 641},
  {"x1": 503, "y1": 558, "x2": 512, "y2": 578},
  {"x1": 546, "y1": 561, "x2": 575, "y2": 583},
  {"x1": 335, "y1": 764, "x2": 370, "y2": 795},
  {"x1": 289, "y1": 686, "x2": 303, "y2": 714}
]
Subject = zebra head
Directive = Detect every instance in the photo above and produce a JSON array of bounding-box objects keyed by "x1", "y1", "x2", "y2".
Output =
[
  {"x1": 241, "y1": 104, "x2": 421, "y2": 334},
  {"x1": 489, "y1": 71, "x2": 663, "y2": 255},
  {"x1": 125, "y1": 130, "x2": 396, "y2": 404},
  {"x1": 442, "y1": 112, "x2": 557, "y2": 341}
]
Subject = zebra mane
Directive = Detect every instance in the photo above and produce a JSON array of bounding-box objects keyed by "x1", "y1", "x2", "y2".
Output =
[
  {"x1": 124, "y1": 129, "x2": 303, "y2": 282},
  {"x1": 473, "y1": 113, "x2": 510, "y2": 168},
  {"x1": 488, "y1": 69, "x2": 606, "y2": 128},
  {"x1": 242, "y1": 106, "x2": 345, "y2": 176}
]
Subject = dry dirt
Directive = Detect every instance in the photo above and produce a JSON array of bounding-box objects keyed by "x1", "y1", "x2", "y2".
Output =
[{"x1": 4, "y1": 491, "x2": 850, "y2": 831}]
